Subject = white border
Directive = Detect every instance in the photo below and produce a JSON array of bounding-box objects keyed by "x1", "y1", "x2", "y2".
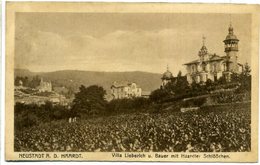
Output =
[
  {"x1": 2, "y1": 0, "x2": 260, "y2": 3},
  {"x1": 1, "y1": 0, "x2": 259, "y2": 165}
]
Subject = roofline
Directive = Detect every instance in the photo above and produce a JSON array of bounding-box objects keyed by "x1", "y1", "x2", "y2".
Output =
[
  {"x1": 223, "y1": 39, "x2": 239, "y2": 42},
  {"x1": 111, "y1": 82, "x2": 141, "y2": 89},
  {"x1": 183, "y1": 61, "x2": 199, "y2": 65},
  {"x1": 184, "y1": 58, "x2": 225, "y2": 65}
]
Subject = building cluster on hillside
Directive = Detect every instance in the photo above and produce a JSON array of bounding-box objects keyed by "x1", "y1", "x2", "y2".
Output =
[
  {"x1": 37, "y1": 78, "x2": 52, "y2": 92},
  {"x1": 15, "y1": 92, "x2": 68, "y2": 106},
  {"x1": 15, "y1": 78, "x2": 70, "y2": 106},
  {"x1": 161, "y1": 23, "x2": 243, "y2": 86}
]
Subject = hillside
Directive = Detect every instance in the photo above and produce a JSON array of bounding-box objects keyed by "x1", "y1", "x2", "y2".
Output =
[{"x1": 15, "y1": 69, "x2": 162, "y2": 93}]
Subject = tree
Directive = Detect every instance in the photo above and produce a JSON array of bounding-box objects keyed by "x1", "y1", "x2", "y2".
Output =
[
  {"x1": 190, "y1": 81, "x2": 200, "y2": 91},
  {"x1": 149, "y1": 88, "x2": 171, "y2": 103},
  {"x1": 164, "y1": 71, "x2": 189, "y2": 96},
  {"x1": 71, "y1": 85, "x2": 107, "y2": 117},
  {"x1": 205, "y1": 79, "x2": 213, "y2": 87},
  {"x1": 174, "y1": 74, "x2": 189, "y2": 95},
  {"x1": 243, "y1": 62, "x2": 251, "y2": 76},
  {"x1": 28, "y1": 76, "x2": 41, "y2": 88},
  {"x1": 43, "y1": 101, "x2": 54, "y2": 122},
  {"x1": 14, "y1": 76, "x2": 29, "y2": 86},
  {"x1": 177, "y1": 71, "x2": 182, "y2": 78},
  {"x1": 231, "y1": 73, "x2": 240, "y2": 83},
  {"x1": 14, "y1": 76, "x2": 21, "y2": 86},
  {"x1": 216, "y1": 76, "x2": 226, "y2": 85},
  {"x1": 238, "y1": 63, "x2": 251, "y2": 92}
]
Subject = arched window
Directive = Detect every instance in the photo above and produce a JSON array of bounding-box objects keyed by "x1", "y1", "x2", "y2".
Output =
[
  {"x1": 223, "y1": 63, "x2": 226, "y2": 71},
  {"x1": 191, "y1": 65, "x2": 195, "y2": 73},
  {"x1": 192, "y1": 65, "x2": 197, "y2": 73},
  {"x1": 202, "y1": 62, "x2": 206, "y2": 71}
]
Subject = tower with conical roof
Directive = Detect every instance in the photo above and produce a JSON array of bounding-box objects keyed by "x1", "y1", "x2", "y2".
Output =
[
  {"x1": 223, "y1": 23, "x2": 239, "y2": 73},
  {"x1": 222, "y1": 23, "x2": 240, "y2": 81}
]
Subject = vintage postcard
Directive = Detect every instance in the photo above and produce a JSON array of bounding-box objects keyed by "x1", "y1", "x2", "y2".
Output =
[{"x1": 5, "y1": 2, "x2": 260, "y2": 162}]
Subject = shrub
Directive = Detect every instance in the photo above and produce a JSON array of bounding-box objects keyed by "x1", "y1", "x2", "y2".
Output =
[
  {"x1": 14, "y1": 102, "x2": 70, "y2": 130},
  {"x1": 106, "y1": 97, "x2": 150, "y2": 115}
]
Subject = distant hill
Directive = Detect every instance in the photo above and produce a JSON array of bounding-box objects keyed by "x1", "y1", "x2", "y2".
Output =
[
  {"x1": 14, "y1": 69, "x2": 162, "y2": 93},
  {"x1": 14, "y1": 69, "x2": 38, "y2": 77}
]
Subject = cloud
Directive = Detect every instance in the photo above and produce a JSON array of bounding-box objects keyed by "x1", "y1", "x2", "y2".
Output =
[{"x1": 15, "y1": 27, "x2": 247, "y2": 75}]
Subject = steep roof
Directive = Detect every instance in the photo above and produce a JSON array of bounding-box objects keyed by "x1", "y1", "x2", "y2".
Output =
[
  {"x1": 183, "y1": 59, "x2": 200, "y2": 65},
  {"x1": 224, "y1": 25, "x2": 239, "y2": 41},
  {"x1": 111, "y1": 81, "x2": 139, "y2": 88},
  {"x1": 162, "y1": 70, "x2": 174, "y2": 80},
  {"x1": 111, "y1": 81, "x2": 131, "y2": 88},
  {"x1": 184, "y1": 54, "x2": 225, "y2": 65}
]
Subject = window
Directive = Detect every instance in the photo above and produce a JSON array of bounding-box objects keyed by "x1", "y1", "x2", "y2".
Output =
[
  {"x1": 192, "y1": 77, "x2": 196, "y2": 83},
  {"x1": 223, "y1": 63, "x2": 226, "y2": 71},
  {"x1": 202, "y1": 62, "x2": 206, "y2": 71},
  {"x1": 214, "y1": 74, "x2": 217, "y2": 81},
  {"x1": 192, "y1": 65, "x2": 196, "y2": 73},
  {"x1": 213, "y1": 64, "x2": 217, "y2": 72}
]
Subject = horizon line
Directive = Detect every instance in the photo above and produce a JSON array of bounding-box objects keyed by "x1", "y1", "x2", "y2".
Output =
[{"x1": 14, "y1": 68, "x2": 177, "y2": 75}]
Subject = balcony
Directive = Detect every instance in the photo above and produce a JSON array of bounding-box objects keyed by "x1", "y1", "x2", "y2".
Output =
[{"x1": 225, "y1": 47, "x2": 238, "y2": 52}]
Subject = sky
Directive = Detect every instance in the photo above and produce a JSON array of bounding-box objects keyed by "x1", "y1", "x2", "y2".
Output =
[{"x1": 15, "y1": 13, "x2": 251, "y2": 75}]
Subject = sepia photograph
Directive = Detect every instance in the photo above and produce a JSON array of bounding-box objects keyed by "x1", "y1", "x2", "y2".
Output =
[{"x1": 5, "y1": 2, "x2": 259, "y2": 162}]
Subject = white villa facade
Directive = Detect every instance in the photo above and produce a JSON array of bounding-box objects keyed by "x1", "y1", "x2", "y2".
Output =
[
  {"x1": 111, "y1": 81, "x2": 142, "y2": 99},
  {"x1": 184, "y1": 24, "x2": 243, "y2": 84}
]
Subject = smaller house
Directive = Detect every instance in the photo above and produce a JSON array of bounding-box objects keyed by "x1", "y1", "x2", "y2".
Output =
[{"x1": 111, "y1": 81, "x2": 142, "y2": 99}]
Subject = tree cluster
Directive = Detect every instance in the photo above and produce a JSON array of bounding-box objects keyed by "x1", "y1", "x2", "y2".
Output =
[
  {"x1": 71, "y1": 85, "x2": 151, "y2": 117},
  {"x1": 71, "y1": 85, "x2": 107, "y2": 118},
  {"x1": 150, "y1": 71, "x2": 190, "y2": 103},
  {"x1": 14, "y1": 76, "x2": 41, "y2": 88},
  {"x1": 107, "y1": 97, "x2": 150, "y2": 115},
  {"x1": 149, "y1": 63, "x2": 251, "y2": 105},
  {"x1": 14, "y1": 102, "x2": 70, "y2": 131},
  {"x1": 232, "y1": 63, "x2": 251, "y2": 93}
]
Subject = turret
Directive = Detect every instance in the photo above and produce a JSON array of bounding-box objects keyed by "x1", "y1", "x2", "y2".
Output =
[
  {"x1": 161, "y1": 65, "x2": 174, "y2": 88},
  {"x1": 223, "y1": 23, "x2": 239, "y2": 73},
  {"x1": 223, "y1": 24, "x2": 239, "y2": 52},
  {"x1": 198, "y1": 36, "x2": 209, "y2": 61}
]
